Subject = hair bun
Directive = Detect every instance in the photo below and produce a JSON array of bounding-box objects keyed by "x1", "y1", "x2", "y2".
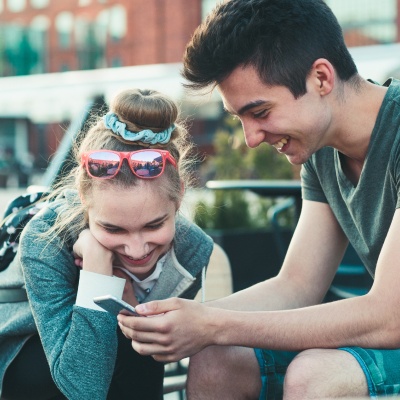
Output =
[{"x1": 110, "y1": 88, "x2": 178, "y2": 133}]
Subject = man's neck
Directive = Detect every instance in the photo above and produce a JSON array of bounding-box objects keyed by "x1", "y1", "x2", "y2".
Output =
[
  {"x1": 330, "y1": 78, "x2": 388, "y2": 185},
  {"x1": 330, "y1": 79, "x2": 388, "y2": 164}
]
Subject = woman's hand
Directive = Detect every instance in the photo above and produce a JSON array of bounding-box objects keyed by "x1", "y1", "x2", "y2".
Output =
[
  {"x1": 113, "y1": 268, "x2": 138, "y2": 306},
  {"x1": 73, "y1": 229, "x2": 114, "y2": 276}
]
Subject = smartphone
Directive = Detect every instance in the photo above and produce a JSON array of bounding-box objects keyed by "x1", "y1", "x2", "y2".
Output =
[{"x1": 93, "y1": 295, "x2": 141, "y2": 317}]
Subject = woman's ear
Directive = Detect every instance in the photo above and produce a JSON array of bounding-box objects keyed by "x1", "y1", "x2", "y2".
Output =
[
  {"x1": 79, "y1": 191, "x2": 85, "y2": 205},
  {"x1": 176, "y1": 180, "x2": 185, "y2": 211},
  {"x1": 79, "y1": 192, "x2": 90, "y2": 224}
]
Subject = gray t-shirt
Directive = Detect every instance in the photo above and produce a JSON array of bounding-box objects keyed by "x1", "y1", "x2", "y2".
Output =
[{"x1": 301, "y1": 78, "x2": 400, "y2": 276}]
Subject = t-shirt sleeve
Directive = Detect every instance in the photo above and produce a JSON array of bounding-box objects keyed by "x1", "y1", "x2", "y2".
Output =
[
  {"x1": 391, "y1": 140, "x2": 400, "y2": 209},
  {"x1": 300, "y1": 160, "x2": 328, "y2": 203}
]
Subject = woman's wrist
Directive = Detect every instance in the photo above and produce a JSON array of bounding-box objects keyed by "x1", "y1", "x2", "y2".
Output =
[{"x1": 82, "y1": 250, "x2": 114, "y2": 275}]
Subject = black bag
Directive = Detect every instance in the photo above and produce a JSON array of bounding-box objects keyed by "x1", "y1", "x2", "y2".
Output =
[
  {"x1": 0, "y1": 192, "x2": 49, "y2": 272},
  {"x1": 0, "y1": 192, "x2": 48, "y2": 302}
]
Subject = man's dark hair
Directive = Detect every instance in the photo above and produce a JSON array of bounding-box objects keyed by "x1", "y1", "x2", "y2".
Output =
[{"x1": 183, "y1": 0, "x2": 358, "y2": 98}]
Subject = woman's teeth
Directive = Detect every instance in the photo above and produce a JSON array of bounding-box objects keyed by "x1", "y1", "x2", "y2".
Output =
[{"x1": 128, "y1": 254, "x2": 148, "y2": 261}]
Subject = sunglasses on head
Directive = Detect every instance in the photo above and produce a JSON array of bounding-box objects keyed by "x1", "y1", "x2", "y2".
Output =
[{"x1": 81, "y1": 149, "x2": 177, "y2": 179}]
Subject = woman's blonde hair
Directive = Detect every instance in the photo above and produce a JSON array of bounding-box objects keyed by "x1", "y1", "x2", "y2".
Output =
[{"x1": 47, "y1": 88, "x2": 195, "y2": 243}]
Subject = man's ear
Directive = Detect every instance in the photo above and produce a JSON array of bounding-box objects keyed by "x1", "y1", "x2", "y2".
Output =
[{"x1": 310, "y1": 58, "x2": 335, "y2": 96}]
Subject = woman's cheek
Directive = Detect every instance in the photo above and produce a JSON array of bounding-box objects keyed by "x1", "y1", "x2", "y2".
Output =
[
  {"x1": 91, "y1": 230, "x2": 115, "y2": 250},
  {"x1": 158, "y1": 225, "x2": 175, "y2": 245}
]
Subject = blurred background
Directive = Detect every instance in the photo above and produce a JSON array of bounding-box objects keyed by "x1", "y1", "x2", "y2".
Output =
[
  {"x1": 1, "y1": 0, "x2": 400, "y2": 268},
  {"x1": 1, "y1": 3, "x2": 398, "y2": 396},
  {"x1": 0, "y1": 0, "x2": 399, "y2": 193}
]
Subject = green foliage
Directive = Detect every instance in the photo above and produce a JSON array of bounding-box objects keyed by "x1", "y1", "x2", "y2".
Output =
[
  {"x1": 210, "y1": 118, "x2": 293, "y2": 180},
  {"x1": 195, "y1": 116, "x2": 294, "y2": 230},
  {"x1": 194, "y1": 191, "x2": 257, "y2": 230}
]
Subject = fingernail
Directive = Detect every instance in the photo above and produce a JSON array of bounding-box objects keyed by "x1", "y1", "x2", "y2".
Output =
[{"x1": 136, "y1": 304, "x2": 146, "y2": 313}]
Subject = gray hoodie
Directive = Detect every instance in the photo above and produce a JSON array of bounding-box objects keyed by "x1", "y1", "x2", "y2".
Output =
[{"x1": 0, "y1": 191, "x2": 213, "y2": 399}]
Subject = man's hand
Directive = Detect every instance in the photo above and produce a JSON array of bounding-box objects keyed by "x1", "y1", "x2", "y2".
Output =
[{"x1": 117, "y1": 298, "x2": 215, "y2": 362}]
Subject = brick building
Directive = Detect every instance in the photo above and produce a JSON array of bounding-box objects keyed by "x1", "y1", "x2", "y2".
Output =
[
  {"x1": 0, "y1": 0, "x2": 217, "y2": 185},
  {"x1": 0, "y1": 0, "x2": 399, "y2": 187},
  {"x1": 0, "y1": 0, "x2": 202, "y2": 76}
]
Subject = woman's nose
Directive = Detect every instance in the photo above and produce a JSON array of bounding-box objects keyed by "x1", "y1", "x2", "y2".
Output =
[{"x1": 123, "y1": 237, "x2": 149, "y2": 258}]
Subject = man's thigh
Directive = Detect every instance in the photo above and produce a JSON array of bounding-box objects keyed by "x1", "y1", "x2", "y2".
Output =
[
  {"x1": 187, "y1": 345, "x2": 261, "y2": 400},
  {"x1": 340, "y1": 346, "x2": 400, "y2": 397},
  {"x1": 284, "y1": 348, "x2": 369, "y2": 399},
  {"x1": 257, "y1": 346, "x2": 400, "y2": 399}
]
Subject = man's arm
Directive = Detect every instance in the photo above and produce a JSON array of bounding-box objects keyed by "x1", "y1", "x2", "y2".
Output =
[
  {"x1": 207, "y1": 199, "x2": 349, "y2": 311},
  {"x1": 118, "y1": 201, "x2": 400, "y2": 362}
]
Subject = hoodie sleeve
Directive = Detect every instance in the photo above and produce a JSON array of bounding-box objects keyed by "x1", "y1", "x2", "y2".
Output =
[
  {"x1": 173, "y1": 214, "x2": 214, "y2": 273},
  {"x1": 19, "y1": 208, "x2": 118, "y2": 400}
]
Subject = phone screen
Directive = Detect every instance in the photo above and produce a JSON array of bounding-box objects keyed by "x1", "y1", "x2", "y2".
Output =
[{"x1": 93, "y1": 295, "x2": 140, "y2": 317}]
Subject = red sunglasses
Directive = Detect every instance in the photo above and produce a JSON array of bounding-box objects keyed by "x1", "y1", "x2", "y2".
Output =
[{"x1": 81, "y1": 149, "x2": 177, "y2": 179}]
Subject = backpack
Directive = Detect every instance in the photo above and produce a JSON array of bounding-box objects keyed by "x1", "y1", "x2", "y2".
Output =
[{"x1": 0, "y1": 191, "x2": 48, "y2": 302}]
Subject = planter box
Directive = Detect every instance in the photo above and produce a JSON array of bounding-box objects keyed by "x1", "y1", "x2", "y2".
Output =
[
  {"x1": 206, "y1": 228, "x2": 293, "y2": 292},
  {"x1": 206, "y1": 228, "x2": 372, "y2": 298}
]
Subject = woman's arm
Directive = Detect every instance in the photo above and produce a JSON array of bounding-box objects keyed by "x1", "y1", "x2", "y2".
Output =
[{"x1": 20, "y1": 212, "x2": 119, "y2": 399}]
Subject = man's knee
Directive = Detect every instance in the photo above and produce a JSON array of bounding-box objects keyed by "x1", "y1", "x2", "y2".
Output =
[
  {"x1": 187, "y1": 346, "x2": 219, "y2": 385},
  {"x1": 187, "y1": 346, "x2": 261, "y2": 400},
  {"x1": 283, "y1": 348, "x2": 368, "y2": 399},
  {"x1": 283, "y1": 349, "x2": 326, "y2": 398}
]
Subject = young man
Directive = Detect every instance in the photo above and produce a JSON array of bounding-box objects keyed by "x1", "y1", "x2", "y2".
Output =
[{"x1": 118, "y1": 0, "x2": 400, "y2": 398}]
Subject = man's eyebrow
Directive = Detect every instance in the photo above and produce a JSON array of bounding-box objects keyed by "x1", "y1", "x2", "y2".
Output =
[{"x1": 224, "y1": 100, "x2": 271, "y2": 116}]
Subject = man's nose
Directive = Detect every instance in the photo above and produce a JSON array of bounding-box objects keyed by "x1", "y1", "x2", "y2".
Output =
[{"x1": 243, "y1": 122, "x2": 264, "y2": 148}]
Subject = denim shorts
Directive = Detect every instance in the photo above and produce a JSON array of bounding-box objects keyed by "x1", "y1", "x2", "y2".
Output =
[
  {"x1": 255, "y1": 346, "x2": 400, "y2": 399},
  {"x1": 254, "y1": 348, "x2": 299, "y2": 399}
]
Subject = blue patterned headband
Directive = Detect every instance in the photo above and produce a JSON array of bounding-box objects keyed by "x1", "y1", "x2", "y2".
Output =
[{"x1": 103, "y1": 112, "x2": 175, "y2": 145}]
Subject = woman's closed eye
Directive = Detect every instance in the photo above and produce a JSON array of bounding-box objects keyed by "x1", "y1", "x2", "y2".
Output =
[
  {"x1": 101, "y1": 225, "x2": 123, "y2": 234},
  {"x1": 146, "y1": 221, "x2": 165, "y2": 230}
]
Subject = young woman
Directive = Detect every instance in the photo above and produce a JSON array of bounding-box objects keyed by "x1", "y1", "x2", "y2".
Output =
[{"x1": 0, "y1": 88, "x2": 215, "y2": 400}]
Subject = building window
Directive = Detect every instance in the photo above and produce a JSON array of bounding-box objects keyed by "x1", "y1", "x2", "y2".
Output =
[
  {"x1": 111, "y1": 57, "x2": 122, "y2": 67},
  {"x1": 96, "y1": 9, "x2": 109, "y2": 41},
  {"x1": 3, "y1": 24, "x2": 36, "y2": 75},
  {"x1": 30, "y1": 0, "x2": 49, "y2": 9},
  {"x1": 326, "y1": 0, "x2": 397, "y2": 45},
  {"x1": 7, "y1": 0, "x2": 26, "y2": 12},
  {"x1": 55, "y1": 12, "x2": 74, "y2": 48},
  {"x1": 75, "y1": 17, "x2": 105, "y2": 70},
  {"x1": 109, "y1": 5, "x2": 127, "y2": 41},
  {"x1": 29, "y1": 15, "x2": 49, "y2": 73}
]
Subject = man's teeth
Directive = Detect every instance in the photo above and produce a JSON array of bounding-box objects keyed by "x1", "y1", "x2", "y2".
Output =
[{"x1": 273, "y1": 137, "x2": 289, "y2": 149}]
